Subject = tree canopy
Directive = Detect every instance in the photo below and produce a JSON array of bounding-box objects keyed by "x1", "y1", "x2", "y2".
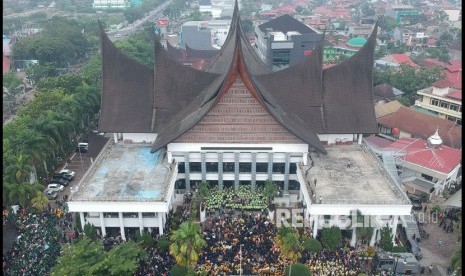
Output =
[
  {"x1": 321, "y1": 226, "x2": 342, "y2": 249},
  {"x1": 51, "y1": 237, "x2": 147, "y2": 276},
  {"x1": 379, "y1": 224, "x2": 393, "y2": 252}
]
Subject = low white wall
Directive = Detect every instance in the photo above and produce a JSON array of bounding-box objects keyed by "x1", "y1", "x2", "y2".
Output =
[{"x1": 122, "y1": 133, "x2": 158, "y2": 143}]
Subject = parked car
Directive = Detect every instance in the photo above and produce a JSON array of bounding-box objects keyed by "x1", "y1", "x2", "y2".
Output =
[
  {"x1": 76, "y1": 142, "x2": 88, "y2": 153},
  {"x1": 50, "y1": 177, "x2": 69, "y2": 186},
  {"x1": 53, "y1": 173, "x2": 73, "y2": 181},
  {"x1": 46, "y1": 183, "x2": 64, "y2": 192},
  {"x1": 60, "y1": 169, "x2": 76, "y2": 178},
  {"x1": 409, "y1": 196, "x2": 422, "y2": 210},
  {"x1": 45, "y1": 190, "x2": 58, "y2": 200}
]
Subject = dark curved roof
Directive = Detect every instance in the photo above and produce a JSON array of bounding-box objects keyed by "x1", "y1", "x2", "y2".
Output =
[
  {"x1": 98, "y1": 24, "x2": 154, "y2": 132},
  {"x1": 98, "y1": 2, "x2": 379, "y2": 155},
  {"x1": 258, "y1": 14, "x2": 318, "y2": 34}
]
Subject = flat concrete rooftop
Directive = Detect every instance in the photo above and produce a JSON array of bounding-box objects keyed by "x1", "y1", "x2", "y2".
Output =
[
  {"x1": 71, "y1": 143, "x2": 170, "y2": 201},
  {"x1": 304, "y1": 144, "x2": 408, "y2": 205}
]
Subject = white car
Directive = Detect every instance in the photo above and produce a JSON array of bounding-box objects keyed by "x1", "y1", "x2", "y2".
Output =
[
  {"x1": 47, "y1": 183, "x2": 64, "y2": 193},
  {"x1": 60, "y1": 169, "x2": 76, "y2": 177}
]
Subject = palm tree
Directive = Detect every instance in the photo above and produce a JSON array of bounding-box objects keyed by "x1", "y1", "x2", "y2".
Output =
[
  {"x1": 31, "y1": 191, "x2": 49, "y2": 212},
  {"x1": 169, "y1": 221, "x2": 206, "y2": 268},
  {"x1": 4, "y1": 153, "x2": 33, "y2": 183},
  {"x1": 18, "y1": 129, "x2": 49, "y2": 182},
  {"x1": 6, "y1": 183, "x2": 40, "y2": 208}
]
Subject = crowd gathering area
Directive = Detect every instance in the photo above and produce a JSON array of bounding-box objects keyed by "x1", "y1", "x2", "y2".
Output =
[{"x1": 3, "y1": 189, "x2": 378, "y2": 276}]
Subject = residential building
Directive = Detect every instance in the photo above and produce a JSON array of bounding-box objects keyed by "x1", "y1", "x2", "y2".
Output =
[
  {"x1": 377, "y1": 105, "x2": 462, "y2": 149},
  {"x1": 323, "y1": 37, "x2": 367, "y2": 62},
  {"x1": 93, "y1": 0, "x2": 130, "y2": 9},
  {"x1": 253, "y1": 14, "x2": 323, "y2": 71},
  {"x1": 376, "y1": 54, "x2": 419, "y2": 69},
  {"x1": 392, "y1": 26, "x2": 428, "y2": 50},
  {"x1": 415, "y1": 79, "x2": 462, "y2": 125},
  {"x1": 180, "y1": 20, "x2": 231, "y2": 50},
  {"x1": 372, "y1": 83, "x2": 405, "y2": 105},
  {"x1": 386, "y1": 5, "x2": 420, "y2": 25},
  {"x1": 68, "y1": 5, "x2": 412, "y2": 246},
  {"x1": 366, "y1": 132, "x2": 462, "y2": 198}
]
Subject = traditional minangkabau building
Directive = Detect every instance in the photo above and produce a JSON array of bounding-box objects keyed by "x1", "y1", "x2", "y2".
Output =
[{"x1": 68, "y1": 3, "x2": 414, "y2": 245}]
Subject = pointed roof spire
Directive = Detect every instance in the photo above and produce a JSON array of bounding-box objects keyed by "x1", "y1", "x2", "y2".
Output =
[{"x1": 427, "y1": 126, "x2": 443, "y2": 148}]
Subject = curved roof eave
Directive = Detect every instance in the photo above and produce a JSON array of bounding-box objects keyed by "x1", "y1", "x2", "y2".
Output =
[
  {"x1": 98, "y1": 21, "x2": 155, "y2": 133},
  {"x1": 321, "y1": 22, "x2": 379, "y2": 134}
]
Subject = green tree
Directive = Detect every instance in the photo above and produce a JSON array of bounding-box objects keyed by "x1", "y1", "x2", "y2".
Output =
[
  {"x1": 284, "y1": 263, "x2": 311, "y2": 276},
  {"x1": 84, "y1": 222, "x2": 98, "y2": 240},
  {"x1": 264, "y1": 180, "x2": 278, "y2": 202},
  {"x1": 198, "y1": 181, "x2": 209, "y2": 202},
  {"x1": 303, "y1": 238, "x2": 322, "y2": 253},
  {"x1": 379, "y1": 224, "x2": 393, "y2": 252},
  {"x1": 275, "y1": 226, "x2": 303, "y2": 262},
  {"x1": 434, "y1": 10, "x2": 449, "y2": 24},
  {"x1": 51, "y1": 237, "x2": 105, "y2": 276},
  {"x1": 92, "y1": 240, "x2": 148, "y2": 275},
  {"x1": 321, "y1": 226, "x2": 342, "y2": 249},
  {"x1": 450, "y1": 243, "x2": 462, "y2": 275},
  {"x1": 157, "y1": 236, "x2": 171, "y2": 252},
  {"x1": 170, "y1": 264, "x2": 188, "y2": 276},
  {"x1": 30, "y1": 190, "x2": 49, "y2": 212},
  {"x1": 391, "y1": 245, "x2": 407, "y2": 253},
  {"x1": 136, "y1": 231, "x2": 156, "y2": 249},
  {"x1": 169, "y1": 221, "x2": 206, "y2": 268}
]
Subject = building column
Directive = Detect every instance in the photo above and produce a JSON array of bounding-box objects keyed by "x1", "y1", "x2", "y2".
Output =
[
  {"x1": 119, "y1": 212, "x2": 126, "y2": 241},
  {"x1": 358, "y1": 134, "x2": 363, "y2": 144},
  {"x1": 251, "y1": 153, "x2": 257, "y2": 191},
  {"x1": 158, "y1": 213, "x2": 164, "y2": 235},
  {"x1": 370, "y1": 227, "x2": 379, "y2": 246},
  {"x1": 391, "y1": 215, "x2": 398, "y2": 244},
  {"x1": 113, "y1": 133, "x2": 118, "y2": 143},
  {"x1": 167, "y1": 151, "x2": 173, "y2": 164},
  {"x1": 302, "y1": 152, "x2": 308, "y2": 165},
  {"x1": 351, "y1": 226, "x2": 357, "y2": 247},
  {"x1": 138, "y1": 212, "x2": 144, "y2": 235},
  {"x1": 218, "y1": 153, "x2": 223, "y2": 190},
  {"x1": 267, "y1": 152, "x2": 273, "y2": 181},
  {"x1": 234, "y1": 152, "x2": 239, "y2": 190},
  {"x1": 80, "y1": 212, "x2": 85, "y2": 231},
  {"x1": 184, "y1": 153, "x2": 190, "y2": 192},
  {"x1": 99, "y1": 212, "x2": 106, "y2": 237},
  {"x1": 284, "y1": 153, "x2": 290, "y2": 195},
  {"x1": 201, "y1": 152, "x2": 206, "y2": 182},
  {"x1": 312, "y1": 215, "x2": 318, "y2": 238}
]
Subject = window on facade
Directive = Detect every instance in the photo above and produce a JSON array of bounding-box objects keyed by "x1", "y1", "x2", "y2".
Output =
[
  {"x1": 123, "y1": 212, "x2": 138, "y2": 218},
  {"x1": 239, "y1": 162, "x2": 251, "y2": 173},
  {"x1": 431, "y1": 99, "x2": 439, "y2": 106},
  {"x1": 104, "y1": 212, "x2": 119, "y2": 218},
  {"x1": 240, "y1": 181, "x2": 251, "y2": 186},
  {"x1": 272, "y1": 163, "x2": 285, "y2": 174},
  {"x1": 142, "y1": 213, "x2": 156, "y2": 217},
  {"x1": 289, "y1": 163, "x2": 297, "y2": 174},
  {"x1": 440, "y1": 101, "x2": 449, "y2": 108},
  {"x1": 208, "y1": 180, "x2": 218, "y2": 189},
  {"x1": 175, "y1": 179, "x2": 186, "y2": 190},
  {"x1": 276, "y1": 181, "x2": 284, "y2": 191},
  {"x1": 256, "y1": 163, "x2": 268, "y2": 173},
  {"x1": 256, "y1": 181, "x2": 266, "y2": 189},
  {"x1": 223, "y1": 181, "x2": 234, "y2": 189},
  {"x1": 272, "y1": 49, "x2": 291, "y2": 68},
  {"x1": 206, "y1": 162, "x2": 218, "y2": 172},
  {"x1": 288, "y1": 180, "x2": 300, "y2": 190},
  {"x1": 189, "y1": 162, "x2": 201, "y2": 172},
  {"x1": 178, "y1": 162, "x2": 185, "y2": 173},
  {"x1": 223, "y1": 162, "x2": 235, "y2": 172},
  {"x1": 450, "y1": 104, "x2": 459, "y2": 111}
]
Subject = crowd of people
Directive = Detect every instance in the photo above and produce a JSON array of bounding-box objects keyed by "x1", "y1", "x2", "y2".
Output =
[
  {"x1": 2, "y1": 207, "x2": 69, "y2": 275},
  {"x1": 196, "y1": 212, "x2": 285, "y2": 275},
  {"x1": 303, "y1": 248, "x2": 372, "y2": 275}
]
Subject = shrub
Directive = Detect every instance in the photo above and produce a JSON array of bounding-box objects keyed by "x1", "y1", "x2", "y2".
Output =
[
  {"x1": 303, "y1": 238, "x2": 323, "y2": 253},
  {"x1": 366, "y1": 246, "x2": 376, "y2": 257},
  {"x1": 321, "y1": 226, "x2": 342, "y2": 249},
  {"x1": 391, "y1": 245, "x2": 407, "y2": 253},
  {"x1": 170, "y1": 264, "x2": 188, "y2": 276},
  {"x1": 284, "y1": 263, "x2": 311, "y2": 276},
  {"x1": 157, "y1": 236, "x2": 170, "y2": 252}
]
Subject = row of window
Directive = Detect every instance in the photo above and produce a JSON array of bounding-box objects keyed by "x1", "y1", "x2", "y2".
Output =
[
  {"x1": 178, "y1": 162, "x2": 297, "y2": 174},
  {"x1": 174, "y1": 180, "x2": 301, "y2": 190},
  {"x1": 97, "y1": 212, "x2": 157, "y2": 218},
  {"x1": 430, "y1": 99, "x2": 462, "y2": 112}
]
